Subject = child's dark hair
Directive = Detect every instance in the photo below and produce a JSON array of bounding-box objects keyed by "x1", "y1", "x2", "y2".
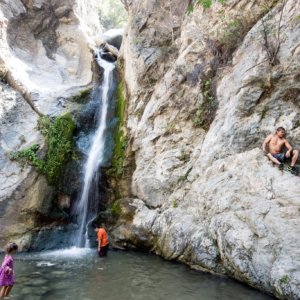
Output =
[
  {"x1": 6, "y1": 243, "x2": 18, "y2": 254},
  {"x1": 277, "y1": 126, "x2": 286, "y2": 132},
  {"x1": 93, "y1": 222, "x2": 105, "y2": 229}
]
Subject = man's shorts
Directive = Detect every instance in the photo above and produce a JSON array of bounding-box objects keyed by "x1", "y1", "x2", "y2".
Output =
[{"x1": 272, "y1": 153, "x2": 286, "y2": 163}]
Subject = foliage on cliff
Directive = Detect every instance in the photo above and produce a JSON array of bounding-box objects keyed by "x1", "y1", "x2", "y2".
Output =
[
  {"x1": 194, "y1": 79, "x2": 218, "y2": 130},
  {"x1": 10, "y1": 114, "x2": 76, "y2": 186},
  {"x1": 108, "y1": 81, "x2": 127, "y2": 177},
  {"x1": 187, "y1": 0, "x2": 226, "y2": 13},
  {"x1": 98, "y1": 0, "x2": 128, "y2": 29}
]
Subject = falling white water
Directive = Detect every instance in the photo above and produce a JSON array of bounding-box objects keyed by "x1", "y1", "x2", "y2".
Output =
[{"x1": 75, "y1": 52, "x2": 115, "y2": 247}]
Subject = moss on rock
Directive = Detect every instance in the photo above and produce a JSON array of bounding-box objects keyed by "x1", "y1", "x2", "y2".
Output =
[
  {"x1": 109, "y1": 80, "x2": 127, "y2": 177},
  {"x1": 194, "y1": 79, "x2": 218, "y2": 130},
  {"x1": 10, "y1": 113, "x2": 76, "y2": 186},
  {"x1": 111, "y1": 200, "x2": 122, "y2": 217},
  {"x1": 70, "y1": 88, "x2": 92, "y2": 104}
]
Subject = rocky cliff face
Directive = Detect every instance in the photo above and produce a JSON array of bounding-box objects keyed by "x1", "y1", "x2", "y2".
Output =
[
  {"x1": 112, "y1": 0, "x2": 300, "y2": 299},
  {"x1": 0, "y1": 0, "x2": 102, "y2": 249}
]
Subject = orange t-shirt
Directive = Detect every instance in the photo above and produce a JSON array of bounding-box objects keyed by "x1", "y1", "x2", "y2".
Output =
[{"x1": 97, "y1": 228, "x2": 109, "y2": 247}]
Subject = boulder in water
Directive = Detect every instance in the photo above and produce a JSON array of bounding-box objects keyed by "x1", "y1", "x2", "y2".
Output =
[
  {"x1": 100, "y1": 51, "x2": 117, "y2": 62},
  {"x1": 99, "y1": 43, "x2": 119, "y2": 62},
  {"x1": 102, "y1": 28, "x2": 124, "y2": 50}
]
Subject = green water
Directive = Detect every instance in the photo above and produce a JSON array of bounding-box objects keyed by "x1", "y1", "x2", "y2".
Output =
[{"x1": 7, "y1": 248, "x2": 274, "y2": 300}]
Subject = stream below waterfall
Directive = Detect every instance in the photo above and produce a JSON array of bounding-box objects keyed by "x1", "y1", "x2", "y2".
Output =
[
  {"x1": 15, "y1": 45, "x2": 274, "y2": 300},
  {"x1": 9, "y1": 249, "x2": 274, "y2": 300}
]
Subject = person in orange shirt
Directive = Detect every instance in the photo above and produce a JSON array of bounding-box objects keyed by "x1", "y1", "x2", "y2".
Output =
[{"x1": 95, "y1": 224, "x2": 109, "y2": 257}]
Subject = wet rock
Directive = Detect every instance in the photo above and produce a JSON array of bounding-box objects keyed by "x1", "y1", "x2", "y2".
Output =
[
  {"x1": 0, "y1": 0, "x2": 103, "y2": 249},
  {"x1": 28, "y1": 225, "x2": 76, "y2": 251},
  {"x1": 100, "y1": 51, "x2": 117, "y2": 62},
  {"x1": 100, "y1": 43, "x2": 119, "y2": 62},
  {"x1": 102, "y1": 28, "x2": 124, "y2": 50},
  {"x1": 58, "y1": 195, "x2": 71, "y2": 210}
]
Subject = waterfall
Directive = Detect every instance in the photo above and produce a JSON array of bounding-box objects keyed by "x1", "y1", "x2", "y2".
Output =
[{"x1": 74, "y1": 51, "x2": 115, "y2": 248}]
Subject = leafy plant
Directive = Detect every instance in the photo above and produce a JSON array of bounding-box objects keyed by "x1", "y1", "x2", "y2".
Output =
[
  {"x1": 194, "y1": 79, "x2": 218, "y2": 130},
  {"x1": 218, "y1": 17, "x2": 245, "y2": 52},
  {"x1": 177, "y1": 167, "x2": 193, "y2": 183},
  {"x1": 70, "y1": 88, "x2": 92, "y2": 104},
  {"x1": 279, "y1": 275, "x2": 290, "y2": 285},
  {"x1": 109, "y1": 81, "x2": 127, "y2": 177},
  {"x1": 187, "y1": 0, "x2": 226, "y2": 14},
  {"x1": 10, "y1": 114, "x2": 76, "y2": 186},
  {"x1": 179, "y1": 146, "x2": 188, "y2": 162},
  {"x1": 10, "y1": 144, "x2": 44, "y2": 172},
  {"x1": 111, "y1": 200, "x2": 122, "y2": 217},
  {"x1": 98, "y1": 0, "x2": 128, "y2": 29},
  {"x1": 40, "y1": 114, "x2": 76, "y2": 185},
  {"x1": 172, "y1": 198, "x2": 178, "y2": 208},
  {"x1": 164, "y1": 121, "x2": 176, "y2": 135}
]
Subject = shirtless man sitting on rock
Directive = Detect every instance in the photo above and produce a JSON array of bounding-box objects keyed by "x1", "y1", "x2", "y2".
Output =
[{"x1": 262, "y1": 127, "x2": 299, "y2": 175}]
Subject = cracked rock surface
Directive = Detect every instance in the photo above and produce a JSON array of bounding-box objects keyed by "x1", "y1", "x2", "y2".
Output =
[{"x1": 112, "y1": 0, "x2": 300, "y2": 298}]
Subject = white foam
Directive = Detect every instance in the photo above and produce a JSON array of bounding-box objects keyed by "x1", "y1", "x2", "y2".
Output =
[
  {"x1": 39, "y1": 247, "x2": 94, "y2": 259},
  {"x1": 37, "y1": 261, "x2": 56, "y2": 267}
]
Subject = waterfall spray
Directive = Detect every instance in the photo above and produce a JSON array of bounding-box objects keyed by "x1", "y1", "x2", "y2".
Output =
[{"x1": 74, "y1": 51, "x2": 115, "y2": 247}]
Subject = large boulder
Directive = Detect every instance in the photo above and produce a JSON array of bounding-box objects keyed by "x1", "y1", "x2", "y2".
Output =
[
  {"x1": 102, "y1": 28, "x2": 124, "y2": 49},
  {"x1": 112, "y1": 0, "x2": 300, "y2": 298}
]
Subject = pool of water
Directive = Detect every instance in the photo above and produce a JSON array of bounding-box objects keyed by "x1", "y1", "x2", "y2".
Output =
[{"x1": 8, "y1": 248, "x2": 274, "y2": 300}]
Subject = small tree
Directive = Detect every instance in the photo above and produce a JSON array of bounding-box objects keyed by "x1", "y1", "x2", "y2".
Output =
[{"x1": 98, "y1": 0, "x2": 128, "y2": 29}]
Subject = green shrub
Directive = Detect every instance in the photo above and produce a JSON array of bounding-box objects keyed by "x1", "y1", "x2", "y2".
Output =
[
  {"x1": 216, "y1": 16, "x2": 252, "y2": 58},
  {"x1": 172, "y1": 198, "x2": 178, "y2": 208},
  {"x1": 109, "y1": 81, "x2": 127, "y2": 177},
  {"x1": 10, "y1": 114, "x2": 76, "y2": 186},
  {"x1": 194, "y1": 79, "x2": 218, "y2": 130},
  {"x1": 177, "y1": 167, "x2": 193, "y2": 183},
  {"x1": 187, "y1": 0, "x2": 226, "y2": 13},
  {"x1": 39, "y1": 114, "x2": 76, "y2": 185},
  {"x1": 97, "y1": 0, "x2": 128, "y2": 29},
  {"x1": 179, "y1": 146, "x2": 188, "y2": 162},
  {"x1": 279, "y1": 275, "x2": 290, "y2": 285},
  {"x1": 10, "y1": 144, "x2": 44, "y2": 172},
  {"x1": 70, "y1": 88, "x2": 92, "y2": 104},
  {"x1": 164, "y1": 121, "x2": 176, "y2": 135},
  {"x1": 111, "y1": 200, "x2": 122, "y2": 217}
]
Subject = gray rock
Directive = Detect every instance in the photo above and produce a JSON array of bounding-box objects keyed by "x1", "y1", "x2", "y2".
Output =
[
  {"x1": 112, "y1": 0, "x2": 300, "y2": 299},
  {"x1": 102, "y1": 28, "x2": 124, "y2": 49},
  {"x1": 0, "y1": 0, "x2": 103, "y2": 249}
]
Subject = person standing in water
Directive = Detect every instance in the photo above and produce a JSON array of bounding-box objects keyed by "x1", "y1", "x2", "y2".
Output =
[
  {"x1": 0, "y1": 243, "x2": 18, "y2": 299},
  {"x1": 95, "y1": 225, "x2": 109, "y2": 257}
]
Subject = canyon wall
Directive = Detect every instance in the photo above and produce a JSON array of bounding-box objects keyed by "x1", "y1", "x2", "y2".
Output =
[
  {"x1": 0, "y1": 0, "x2": 102, "y2": 249},
  {"x1": 112, "y1": 0, "x2": 300, "y2": 299}
]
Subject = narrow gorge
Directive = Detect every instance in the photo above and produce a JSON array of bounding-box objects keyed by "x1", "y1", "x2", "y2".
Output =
[{"x1": 0, "y1": 0, "x2": 299, "y2": 299}]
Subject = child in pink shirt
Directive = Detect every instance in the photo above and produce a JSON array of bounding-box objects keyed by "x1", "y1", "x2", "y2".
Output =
[{"x1": 0, "y1": 243, "x2": 18, "y2": 299}]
